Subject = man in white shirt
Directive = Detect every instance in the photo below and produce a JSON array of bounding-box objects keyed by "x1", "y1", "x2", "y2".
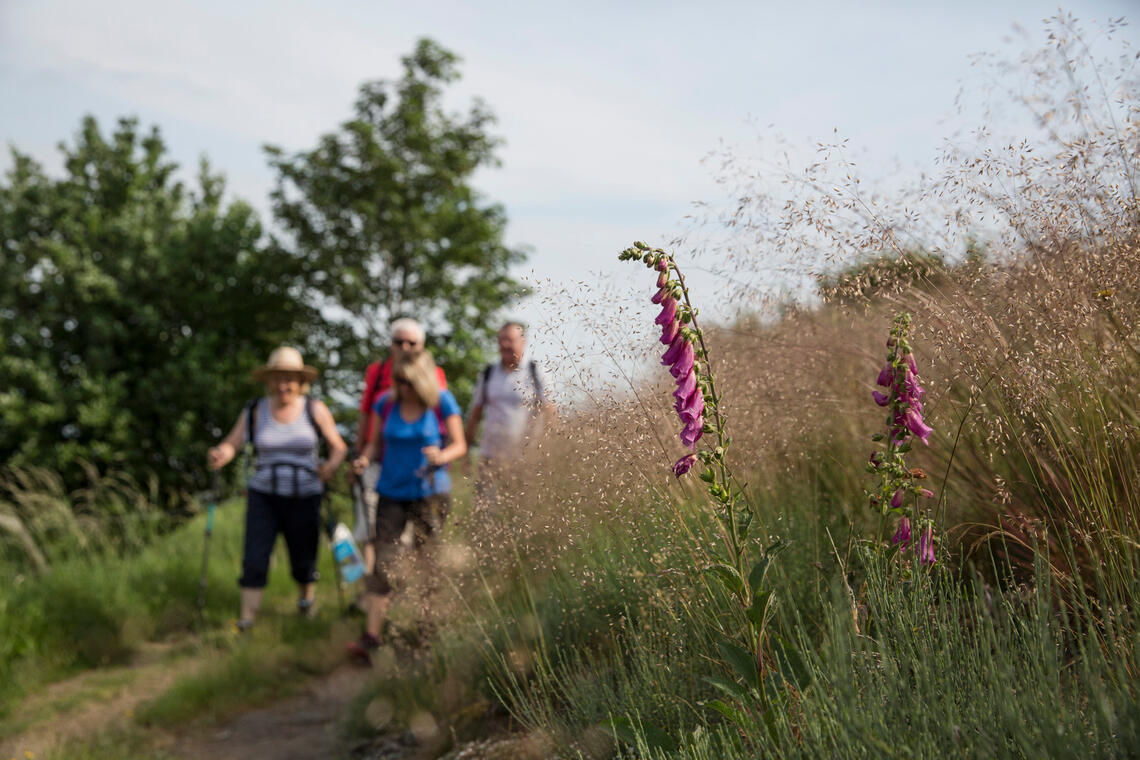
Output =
[{"x1": 464, "y1": 322, "x2": 554, "y2": 513}]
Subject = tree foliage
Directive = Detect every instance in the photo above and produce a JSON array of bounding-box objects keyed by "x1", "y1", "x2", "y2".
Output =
[
  {"x1": 265, "y1": 38, "x2": 529, "y2": 410},
  {"x1": 0, "y1": 117, "x2": 311, "y2": 504}
]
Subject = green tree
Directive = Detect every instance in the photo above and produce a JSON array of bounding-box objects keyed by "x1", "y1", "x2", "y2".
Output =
[
  {"x1": 0, "y1": 116, "x2": 312, "y2": 504},
  {"x1": 265, "y1": 38, "x2": 529, "y2": 410}
]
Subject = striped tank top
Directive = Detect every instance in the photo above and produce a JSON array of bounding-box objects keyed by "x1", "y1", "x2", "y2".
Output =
[{"x1": 246, "y1": 398, "x2": 323, "y2": 497}]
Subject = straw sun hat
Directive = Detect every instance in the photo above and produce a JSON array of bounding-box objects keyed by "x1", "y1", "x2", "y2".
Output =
[{"x1": 251, "y1": 346, "x2": 319, "y2": 383}]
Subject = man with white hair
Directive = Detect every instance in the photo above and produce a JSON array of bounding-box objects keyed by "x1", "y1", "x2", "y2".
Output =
[
  {"x1": 464, "y1": 322, "x2": 554, "y2": 513},
  {"x1": 352, "y1": 319, "x2": 447, "y2": 564}
]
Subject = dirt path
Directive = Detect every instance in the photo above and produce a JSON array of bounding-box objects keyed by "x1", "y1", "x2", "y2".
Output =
[{"x1": 170, "y1": 665, "x2": 373, "y2": 760}]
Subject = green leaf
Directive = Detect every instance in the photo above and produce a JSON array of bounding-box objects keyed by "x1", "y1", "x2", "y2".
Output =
[
  {"x1": 718, "y1": 638, "x2": 759, "y2": 690},
  {"x1": 773, "y1": 636, "x2": 814, "y2": 692},
  {"x1": 745, "y1": 589, "x2": 773, "y2": 627},
  {"x1": 763, "y1": 673, "x2": 785, "y2": 703},
  {"x1": 702, "y1": 674, "x2": 751, "y2": 702},
  {"x1": 706, "y1": 563, "x2": 744, "y2": 595},
  {"x1": 748, "y1": 539, "x2": 791, "y2": 594},
  {"x1": 604, "y1": 716, "x2": 677, "y2": 753},
  {"x1": 706, "y1": 699, "x2": 752, "y2": 729},
  {"x1": 736, "y1": 509, "x2": 753, "y2": 543}
]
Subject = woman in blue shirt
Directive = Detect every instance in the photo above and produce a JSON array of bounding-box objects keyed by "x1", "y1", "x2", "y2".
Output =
[{"x1": 348, "y1": 351, "x2": 465, "y2": 660}]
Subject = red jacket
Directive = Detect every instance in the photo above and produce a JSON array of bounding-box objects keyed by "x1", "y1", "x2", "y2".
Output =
[{"x1": 358, "y1": 358, "x2": 448, "y2": 444}]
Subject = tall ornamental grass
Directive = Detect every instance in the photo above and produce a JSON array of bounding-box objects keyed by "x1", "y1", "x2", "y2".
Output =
[{"x1": 405, "y1": 16, "x2": 1140, "y2": 758}]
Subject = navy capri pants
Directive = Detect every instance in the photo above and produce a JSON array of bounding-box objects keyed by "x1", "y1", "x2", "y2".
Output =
[{"x1": 239, "y1": 489, "x2": 322, "y2": 588}]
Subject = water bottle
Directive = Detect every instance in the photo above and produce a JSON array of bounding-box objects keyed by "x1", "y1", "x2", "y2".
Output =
[{"x1": 332, "y1": 522, "x2": 366, "y2": 584}]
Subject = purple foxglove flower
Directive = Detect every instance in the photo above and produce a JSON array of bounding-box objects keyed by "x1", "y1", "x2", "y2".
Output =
[
  {"x1": 672, "y1": 453, "x2": 698, "y2": 478},
  {"x1": 655, "y1": 295, "x2": 678, "y2": 326},
  {"x1": 655, "y1": 258, "x2": 668, "y2": 272},
  {"x1": 872, "y1": 390, "x2": 890, "y2": 407},
  {"x1": 680, "y1": 415, "x2": 704, "y2": 449},
  {"x1": 918, "y1": 488, "x2": 934, "y2": 499},
  {"x1": 877, "y1": 364, "x2": 893, "y2": 387},
  {"x1": 660, "y1": 317, "x2": 680, "y2": 344},
  {"x1": 661, "y1": 333, "x2": 685, "y2": 365},
  {"x1": 669, "y1": 341, "x2": 695, "y2": 379},
  {"x1": 905, "y1": 353, "x2": 917, "y2": 374},
  {"x1": 892, "y1": 516, "x2": 912, "y2": 548},
  {"x1": 902, "y1": 367, "x2": 926, "y2": 401},
  {"x1": 890, "y1": 489, "x2": 905, "y2": 509},
  {"x1": 674, "y1": 367, "x2": 697, "y2": 400},
  {"x1": 677, "y1": 385, "x2": 704, "y2": 422},
  {"x1": 904, "y1": 408, "x2": 933, "y2": 444},
  {"x1": 651, "y1": 287, "x2": 668, "y2": 305},
  {"x1": 918, "y1": 525, "x2": 935, "y2": 564},
  {"x1": 656, "y1": 270, "x2": 669, "y2": 288}
]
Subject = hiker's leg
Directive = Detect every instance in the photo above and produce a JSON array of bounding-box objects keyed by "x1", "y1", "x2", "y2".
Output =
[
  {"x1": 365, "y1": 592, "x2": 391, "y2": 638},
  {"x1": 408, "y1": 495, "x2": 450, "y2": 616},
  {"x1": 240, "y1": 588, "x2": 264, "y2": 623},
  {"x1": 281, "y1": 493, "x2": 322, "y2": 601},
  {"x1": 238, "y1": 489, "x2": 278, "y2": 623},
  {"x1": 361, "y1": 463, "x2": 381, "y2": 575},
  {"x1": 363, "y1": 498, "x2": 409, "y2": 638}
]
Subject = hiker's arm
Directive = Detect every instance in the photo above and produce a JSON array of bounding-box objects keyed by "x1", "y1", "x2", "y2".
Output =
[
  {"x1": 353, "y1": 414, "x2": 369, "y2": 457},
  {"x1": 352, "y1": 411, "x2": 384, "y2": 475},
  {"x1": 354, "y1": 364, "x2": 376, "y2": 456},
  {"x1": 207, "y1": 411, "x2": 247, "y2": 470},
  {"x1": 464, "y1": 404, "x2": 482, "y2": 451},
  {"x1": 312, "y1": 401, "x2": 348, "y2": 482},
  {"x1": 424, "y1": 415, "x2": 467, "y2": 467}
]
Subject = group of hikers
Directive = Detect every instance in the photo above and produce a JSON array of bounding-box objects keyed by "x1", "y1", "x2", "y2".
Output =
[{"x1": 205, "y1": 319, "x2": 552, "y2": 661}]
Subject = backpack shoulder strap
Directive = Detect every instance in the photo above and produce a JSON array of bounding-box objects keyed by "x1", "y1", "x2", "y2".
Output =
[
  {"x1": 245, "y1": 398, "x2": 260, "y2": 455},
  {"x1": 480, "y1": 364, "x2": 494, "y2": 407},
  {"x1": 368, "y1": 362, "x2": 385, "y2": 408},
  {"x1": 304, "y1": 396, "x2": 325, "y2": 448},
  {"x1": 377, "y1": 392, "x2": 396, "y2": 425},
  {"x1": 528, "y1": 360, "x2": 545, "y2": 405}
]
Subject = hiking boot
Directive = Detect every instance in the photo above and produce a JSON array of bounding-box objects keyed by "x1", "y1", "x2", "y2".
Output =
[
  {"x1": 297, "y1": 598, "x2": 317, "y2": 619},
  {"x1": 234, "y1": 619, "x2": 254, "y2": 635},
  {"x1": 346, "y1": 632, "x2": 381, "y2": 665}
]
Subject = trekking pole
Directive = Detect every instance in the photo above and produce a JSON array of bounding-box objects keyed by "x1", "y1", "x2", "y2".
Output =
[
  {"x1": 323, "y1": 488, "x2": 346, "y2": 614},
  {"x1": 196, "y1": 469, "x2": 220, "y2": 627}
]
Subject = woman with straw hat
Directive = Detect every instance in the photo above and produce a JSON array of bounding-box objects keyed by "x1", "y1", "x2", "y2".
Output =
[{"x1": 208, "y1": 346, "x2": 347, "y2": 630}]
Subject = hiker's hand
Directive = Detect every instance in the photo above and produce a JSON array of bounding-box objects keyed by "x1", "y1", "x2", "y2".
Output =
[
  {"x1": 422, "y1": 445, "x2": 444, "y2": 467},
  {"x1": 207, "y1": 444, "x2": 233, "y2": 470},
  {"x1": 352, "y1": 455, "x2": 369, "y2": 476},
  {"x1": 317, "y1": 462, "x2": 337, "y2": 483}
]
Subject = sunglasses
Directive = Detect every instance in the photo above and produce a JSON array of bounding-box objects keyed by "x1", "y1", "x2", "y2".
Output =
[
  {"x1": 394, "y1": 377, "x2": 412, "y2": 387},
  {"x1": 392, "y1": 338, "x2": 420, "y2": 348},
  {"x1": 269, "y1": 373, "x2": 301, "y2": 384}
]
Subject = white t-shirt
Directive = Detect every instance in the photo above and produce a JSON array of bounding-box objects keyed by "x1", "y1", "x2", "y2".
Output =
[{"x1": 471, "y1": 358, "x2": 547, "y2": 460}]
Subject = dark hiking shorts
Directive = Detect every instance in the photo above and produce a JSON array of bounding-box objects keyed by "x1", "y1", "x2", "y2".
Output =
[
  {"x1": 365, "y1": 494, "x2": 450, "y2": 595},
  {"x1": 239, "y1": 488, "x2": 322, "y2": 588}
]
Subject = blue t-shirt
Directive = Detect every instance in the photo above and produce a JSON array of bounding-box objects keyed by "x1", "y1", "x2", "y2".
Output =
[{"x1": 374, "y1": 390, "x2": 460, "y2": 500}]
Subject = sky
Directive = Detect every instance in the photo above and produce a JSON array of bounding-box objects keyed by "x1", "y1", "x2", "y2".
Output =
[{"x1": 2, "y1": 0, "x2": 1137, "y2": 393}]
